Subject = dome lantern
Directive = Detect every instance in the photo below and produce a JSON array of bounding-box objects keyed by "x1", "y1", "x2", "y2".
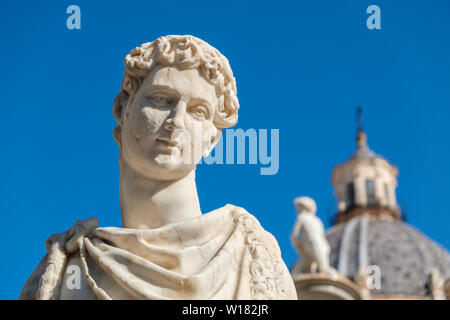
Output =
[{"x1": 331, "y1": 109, "x2": 400, "y2": 224}]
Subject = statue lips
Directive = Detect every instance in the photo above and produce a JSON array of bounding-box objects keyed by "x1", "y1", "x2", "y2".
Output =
[{"x1": 155, "y1": 137, "x2": 183, "y2": 155}]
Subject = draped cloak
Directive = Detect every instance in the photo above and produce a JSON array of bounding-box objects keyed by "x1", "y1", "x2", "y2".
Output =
[{"x1": 19, "y1": 204, "x2": 297, "y2": 300}]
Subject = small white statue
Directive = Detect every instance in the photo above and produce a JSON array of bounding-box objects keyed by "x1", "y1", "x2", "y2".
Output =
[
  {"x1": 291, "y1": 196, "x2": 335, "y2": 274},
  {"x1": 354, "y1": 267, "x2": 371, "y2": 299},
  {"x1": 445, "y1": 278, "x2": 450, "y2": 299},
  {"x1": 428, "y1": 269, "x2": 446, "y2": 300},
  {"x1": 19, "y1": 35, "x2": 296, "y2": 300}
]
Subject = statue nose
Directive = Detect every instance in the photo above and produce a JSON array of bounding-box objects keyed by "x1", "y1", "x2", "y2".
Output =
[{"x1": 164, "y1": 102, "x2": 186, "y2": 131}]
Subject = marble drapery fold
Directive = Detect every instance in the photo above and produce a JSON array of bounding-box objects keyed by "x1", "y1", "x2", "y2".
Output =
[{"x1": 20, "y1": 204, "x2": 297, "y2": 300}]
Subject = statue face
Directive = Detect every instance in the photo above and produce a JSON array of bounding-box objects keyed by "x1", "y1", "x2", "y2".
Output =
[{"x1": 120, "y1": 65, "x2": 220, "y2": 180}]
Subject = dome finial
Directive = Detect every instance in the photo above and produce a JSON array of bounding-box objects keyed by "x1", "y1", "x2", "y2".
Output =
[
  {"x1": 357, "y1": 105, "x2": 363, "y2": 132},
  {"x1": 356, "y1": 106, "x2": 368, "y2": 150}
]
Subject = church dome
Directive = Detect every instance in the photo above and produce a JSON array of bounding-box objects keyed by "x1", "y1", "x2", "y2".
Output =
[
  {"x1": 326, "y1": 112, "x2": 450, "y2": 298},
  {"x1": 326, "y1": 215, "x2": 450, "y2": 298},
  {"x1": 291, "y1": 110, "x2": 449, "y2": 300}
]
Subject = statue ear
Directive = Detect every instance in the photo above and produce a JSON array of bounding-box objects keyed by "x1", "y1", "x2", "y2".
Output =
[
  {"x1": 113, "y1": 125, "x2": 122, "y2": 147},
  {"x1": 112, "y1": 90, "x2": 134, "y2": 148},
  {"x1": 113, "y1": 90, "x2": 131, "y2": 126},
  {"x1": 203, "y1": 130, "x2": 222, "y2": 157}
]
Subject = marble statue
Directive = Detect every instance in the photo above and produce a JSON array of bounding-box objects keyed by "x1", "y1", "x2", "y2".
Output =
[
  {"x1": 290, "y1": 196, "x2": 336, "y2": 274},
  {"x1": 19, "y1": 35, "x2": 296, "y2": 300},
  {"x1": 428, "y1": 269, "x2": 446, "y2": 300},
  {"x1": 354, "y1": 267, "x2": 371, "y2": 299},
  {"x1": 445, "y1": 278, "x2": 450, "y2": 299}
]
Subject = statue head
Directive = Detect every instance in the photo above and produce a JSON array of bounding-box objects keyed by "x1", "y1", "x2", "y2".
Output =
[
  {"x1": 294, "y1": 196, "x2": 317, "y2": 215},
  {"x1": 112, "y1": 35, "x2": 239, "y2": 180}
]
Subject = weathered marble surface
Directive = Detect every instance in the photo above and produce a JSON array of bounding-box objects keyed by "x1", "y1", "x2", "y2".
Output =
[
  {"x1": 19, "y1": 35, "x2": 296, "y2": 300},
  {"x1": 20, "y1": 206, "x2": 295, "y2": 299}
]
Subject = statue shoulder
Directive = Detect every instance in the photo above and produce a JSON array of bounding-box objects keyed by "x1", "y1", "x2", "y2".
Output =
[
  {"x1": 219, "y1": 204, "x2": 282, "y2": 255},
  {"x1": 219, "y1": 204, "x2": 297, "y2": 299},
  {"x1": 19, "y1": 217, "x2": 99, "y2": 300}
]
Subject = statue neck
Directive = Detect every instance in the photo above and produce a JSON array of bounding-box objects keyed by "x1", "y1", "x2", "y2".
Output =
[{"x1": 119, "y1": 160, "x2": 202, "y2": 229}]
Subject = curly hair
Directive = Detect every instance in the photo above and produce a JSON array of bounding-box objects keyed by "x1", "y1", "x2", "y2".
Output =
[{"x1": 113, "y1": 35, "x2": 240, "y2": 143}]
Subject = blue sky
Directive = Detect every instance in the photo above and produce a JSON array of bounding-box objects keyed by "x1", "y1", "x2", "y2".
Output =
[{"x1": 1, "y1": 1, "x2": 449, "y2": 299}]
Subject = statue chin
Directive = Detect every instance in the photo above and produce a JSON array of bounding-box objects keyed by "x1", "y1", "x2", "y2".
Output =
[
  {"x1": 152, "y1": 155, "x2": 196, "y2": 179},
  {"x1": 120, "y1": 146, "x2": 196, "y2": 181}
]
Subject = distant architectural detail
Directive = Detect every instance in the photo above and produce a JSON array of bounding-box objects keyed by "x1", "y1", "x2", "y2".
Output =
[
  {"x1": 291, "y1": 109, "x2": 450, "y2": 300},
  {"x1": 332, "y1": 109, "x2": 400, "y2": 223},
  {"x1": 427, "y1": 269, "x2": 446, "y2": 300},
  {"x1": 354, "y1": 267, "x2": 371, "y2": 299}
]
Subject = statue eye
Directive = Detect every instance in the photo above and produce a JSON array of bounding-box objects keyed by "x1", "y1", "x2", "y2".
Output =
[
  {"x1": 188, "y1": 105, "x2": 209, "y2": 120},
  {"x1": 149, "y1": 93, "x2": 172, "y2": 107}
]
